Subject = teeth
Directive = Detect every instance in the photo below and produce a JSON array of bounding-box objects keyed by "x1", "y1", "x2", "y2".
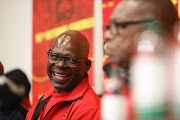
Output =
[{"x1": 54, "y1": 72, "x2": 68, "y2": 77}]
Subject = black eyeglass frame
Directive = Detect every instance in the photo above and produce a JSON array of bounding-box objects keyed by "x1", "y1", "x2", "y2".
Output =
[
  {"x1": 110, "y1": 19, "x2": 155, "y2": 34},
  {"x1": 47, "y1": 49, "x2": 87, "y2": 66}
]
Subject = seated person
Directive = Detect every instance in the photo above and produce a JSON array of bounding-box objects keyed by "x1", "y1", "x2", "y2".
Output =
[{"x1": 26, "y1": 30, "x2": 100, "y2": 120}]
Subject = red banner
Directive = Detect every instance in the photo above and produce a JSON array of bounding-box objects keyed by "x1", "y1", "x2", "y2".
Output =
[
  {"x1": 171, "y1": 0, "x2": 180, "y2": 23},
  {"x1": 32, "y1": 0, "x2": 94, "y2": 105}
]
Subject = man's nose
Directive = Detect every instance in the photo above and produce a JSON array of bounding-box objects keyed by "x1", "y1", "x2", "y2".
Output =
[{"x1": 104, "y1": 29, "x2": 114, "y2": 41}]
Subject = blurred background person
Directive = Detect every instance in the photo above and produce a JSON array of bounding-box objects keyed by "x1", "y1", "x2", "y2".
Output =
[
  {"x1": 104, "y1": 0, "x2": 179, "y2": 119},
  {"x1": 101, "y1": 1, "x2": 132, "y2": 119},
  {"x1": 0, "y1": 69, "x2": 31, "y2": 120}
]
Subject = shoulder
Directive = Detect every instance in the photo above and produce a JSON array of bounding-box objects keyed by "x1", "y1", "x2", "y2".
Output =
[
  {"x1": 71, "y1": 85, "x2": 100, "y2": 112},
  {"x1": 83, "y1": 86, "x2": 100, "y2": 105},
  {"x1": 67, "y1": 86, "x2": 100, "y2": 119}
]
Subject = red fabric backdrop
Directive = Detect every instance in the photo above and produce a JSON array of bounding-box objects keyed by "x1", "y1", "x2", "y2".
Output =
[{"x1": 32, "y1": 0, "x2": 94, "y2": 105}]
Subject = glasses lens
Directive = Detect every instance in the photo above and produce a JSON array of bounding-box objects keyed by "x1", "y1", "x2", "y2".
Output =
[
  {"x1": 48, "y1": 53, "x2": 61, "y2": 63},
  {"x1": 65, "y1": 57, "x2": 79, "y2": 67}
]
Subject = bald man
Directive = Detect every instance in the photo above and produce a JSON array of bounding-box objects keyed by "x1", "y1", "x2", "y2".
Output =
[{"x1": 26, "y1": 30, "x2": 100, "y2": 120}]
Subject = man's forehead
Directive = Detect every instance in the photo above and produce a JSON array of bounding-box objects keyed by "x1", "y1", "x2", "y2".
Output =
[
  {"x1": 53, "y1": 34, "x2": 73, "y2": 48},
  {"x1": 111, "y1": 1, "x2": 146, "y2": 21},
  {"x1": 58, "y1": 34, "x2": 71, "y2": 45}
]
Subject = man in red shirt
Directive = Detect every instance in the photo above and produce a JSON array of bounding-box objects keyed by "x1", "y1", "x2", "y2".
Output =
[{"x1": 26, "y1": 30, "x2": 100, "y2": 120}]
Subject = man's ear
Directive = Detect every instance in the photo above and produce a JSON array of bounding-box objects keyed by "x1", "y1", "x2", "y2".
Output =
[{"x1": 85, "y1": 59, "x2": 91, "y2": 72}]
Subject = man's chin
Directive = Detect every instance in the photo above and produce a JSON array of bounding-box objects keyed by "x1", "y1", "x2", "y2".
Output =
[
  {"x1": 52, "y1": 82, "x2": 65, "y2": 93},
  {"x1": 109, "y1": 57, "x2": 129, "y2": 68}
]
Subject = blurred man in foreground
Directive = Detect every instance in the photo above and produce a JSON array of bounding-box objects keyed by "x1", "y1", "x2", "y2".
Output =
[
  {"x1": 26, "y1": 30, "x2": 100, "y2": 120},
  {"x1": 105, "y1": 0, "x2": 179, "y2": 119},
  {"x1": 106, "y1": 0, "x2": 178, "y2": 67}
]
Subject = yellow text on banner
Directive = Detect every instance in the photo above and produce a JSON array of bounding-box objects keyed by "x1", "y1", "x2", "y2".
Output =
[{"x1": 35, "y1": 17, "x2": 94, "y2": 44}]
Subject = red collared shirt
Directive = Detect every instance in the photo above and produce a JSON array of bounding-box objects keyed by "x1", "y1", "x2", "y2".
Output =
[{"x1": 26, "y1": 77, "x2": 100, "y2": 120}]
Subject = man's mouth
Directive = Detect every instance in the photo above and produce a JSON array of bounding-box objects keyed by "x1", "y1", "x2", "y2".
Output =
[
  {"x1": 105, "y1": 47, "x2": 113, "y2": 56},
  {"x1": 52, "y1": 72, "x2": 70, "y2": 83}
]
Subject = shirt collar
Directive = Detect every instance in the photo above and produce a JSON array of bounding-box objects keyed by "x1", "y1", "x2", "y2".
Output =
[{"x1": 42, "y1": 77, "x2": 89, "y2": 101}]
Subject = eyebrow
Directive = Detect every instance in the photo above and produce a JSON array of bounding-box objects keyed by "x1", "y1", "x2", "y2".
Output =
[{"x1": 111, "y1": 19, "x2": 155, "y2": 26}]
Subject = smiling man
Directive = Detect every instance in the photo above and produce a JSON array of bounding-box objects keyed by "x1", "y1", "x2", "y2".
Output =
[{"x1": 26, "y1": 30, "x2": 100, "y2": 120}]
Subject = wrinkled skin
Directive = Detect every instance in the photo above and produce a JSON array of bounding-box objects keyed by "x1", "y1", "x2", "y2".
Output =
[{"x1": 47, "y1": 30, "x2": 91, "y2": 93}]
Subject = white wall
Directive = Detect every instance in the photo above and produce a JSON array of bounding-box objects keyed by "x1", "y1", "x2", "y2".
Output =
[{"x1": 0, "y1": 0, "x2": 33, "y2": 103}]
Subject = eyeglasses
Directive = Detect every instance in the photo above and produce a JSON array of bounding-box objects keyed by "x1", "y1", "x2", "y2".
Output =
[
  {"x1": 110, "y1": 19, "x2": 155, "y2": 35},
  {"x1": 47, "y1": 49, "x2": 87, "y2": 67}
]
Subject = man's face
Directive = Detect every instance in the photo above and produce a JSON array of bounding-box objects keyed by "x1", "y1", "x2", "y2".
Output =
[
  {"x1": 105, "y1": 1, "x2": 145, "y2": 67},
  {"x1": 47, "y1": 34, "x2": 89, "y2": 93}
]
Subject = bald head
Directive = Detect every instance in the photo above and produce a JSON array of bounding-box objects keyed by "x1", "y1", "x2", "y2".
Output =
[
  {"x1": 0, "y1": 62, "x2": 4, "y2": 75},
  {"x1": 47, "y1": 30, "x2": 91, "y2": 93},
  {"x1": 52, "y1": 30, "x2": 90, "y2": 58},
  {"x1": 117, "y1": 0, "x2": 179, "y2": 38}
]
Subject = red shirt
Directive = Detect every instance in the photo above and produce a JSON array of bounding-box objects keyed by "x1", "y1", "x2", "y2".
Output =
[{"x1": 26, "y1": 77, "x2": 100, "y2": 120}]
